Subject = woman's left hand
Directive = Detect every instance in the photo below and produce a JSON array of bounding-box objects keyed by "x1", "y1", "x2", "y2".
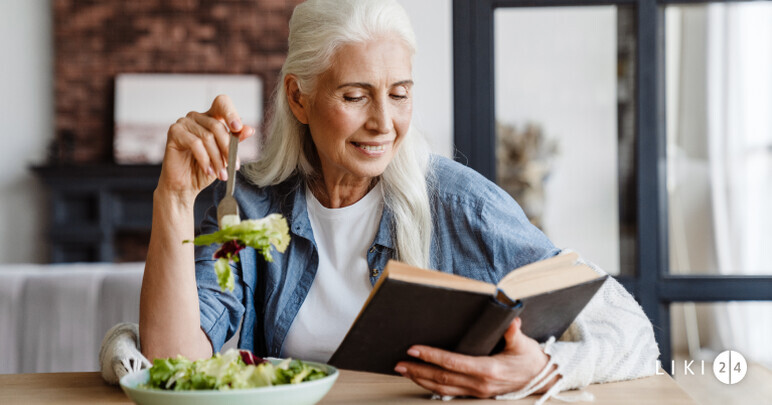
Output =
[{"x1": 394, "y1": 317, "x2": 559, "y2": 398}]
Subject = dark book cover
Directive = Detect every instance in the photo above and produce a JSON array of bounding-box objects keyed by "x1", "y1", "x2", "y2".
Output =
[
  {"x1": 329, "y1": 273, "x2": 607, "y2": 375},
  {"x1": 518, "y1": 276, "x2": 607, "y2": 342}
]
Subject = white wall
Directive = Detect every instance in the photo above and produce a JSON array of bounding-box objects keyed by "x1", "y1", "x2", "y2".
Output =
[
  {"x1": 397, "y1": 0, "x2": 454, "y2": 158},
  {"x1": 494, "y1": 7, "x2": 621, "y2": 274},
  {"x1": 0, "y1": 1, "x2": 53, "y2": 263}
]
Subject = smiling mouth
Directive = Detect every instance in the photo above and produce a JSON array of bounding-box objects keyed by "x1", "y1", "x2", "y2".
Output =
[{"x1": 352, "y1": 142, "x2": 387, "y2": 152}]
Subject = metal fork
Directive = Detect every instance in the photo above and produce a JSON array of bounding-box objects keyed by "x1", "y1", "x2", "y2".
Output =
[{"x1": 217, "y1": 132, "x2": 240, "y2": 229}]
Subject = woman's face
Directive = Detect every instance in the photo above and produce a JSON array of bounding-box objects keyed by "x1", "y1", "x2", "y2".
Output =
[{"x1": 291, "y1": 37, "x2": 413, "y2": 184}]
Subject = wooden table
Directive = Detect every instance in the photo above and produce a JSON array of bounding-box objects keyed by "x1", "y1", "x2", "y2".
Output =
[{"x1": 0, "y1": 370, "x2": 696, "y2": 404}]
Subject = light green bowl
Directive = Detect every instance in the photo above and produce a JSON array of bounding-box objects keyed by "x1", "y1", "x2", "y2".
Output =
[{"x1": 119, "y1": 359, "x2": 339, "y2": 405}]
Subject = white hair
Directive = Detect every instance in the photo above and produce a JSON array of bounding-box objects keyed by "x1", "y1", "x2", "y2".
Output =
[{"x1": 242, "y1": 0, "x2": 433, "y2": 268}]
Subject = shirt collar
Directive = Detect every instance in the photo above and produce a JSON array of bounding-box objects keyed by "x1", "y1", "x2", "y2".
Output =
[
  {"x1": 288, "y1": 183, "x2": 314, "y2": 242},
  {"x1": 287, "y1": 179, "x2": 394, "y2": 251},
  {"x1": 373, "y1": 204, "x2": 394, "y2": 250}
]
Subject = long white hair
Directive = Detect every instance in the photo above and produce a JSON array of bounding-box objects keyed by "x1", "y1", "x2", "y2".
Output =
[{"x1": 242, "y1": 0, "x2": 433, "y2": 268}]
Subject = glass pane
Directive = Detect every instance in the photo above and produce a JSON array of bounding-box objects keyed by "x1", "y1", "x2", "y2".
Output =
[
  {"x1": 670, "y1": 302, "x2": 772, "y2": 404},
  {"x1": 494, "y1": 6, "x2": 636, "y2": 276},
  {"x1": 665, "y1": 3, "x2": 772, "y2": 275}
]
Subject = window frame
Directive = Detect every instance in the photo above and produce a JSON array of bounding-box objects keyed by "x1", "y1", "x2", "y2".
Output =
[{"x1": 452, "y1": 0, "x2": 772, "y2": 374}]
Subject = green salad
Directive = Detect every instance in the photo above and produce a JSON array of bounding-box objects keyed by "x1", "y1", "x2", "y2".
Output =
[
  {"x1": 185, "y1": 213, "x2": 291, "y2": 291},
  {"x1": 142, "y1": 349, "x2": 328, "y2": 391}
]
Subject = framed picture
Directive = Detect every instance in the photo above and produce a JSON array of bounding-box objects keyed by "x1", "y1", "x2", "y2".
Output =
[{"x1": 114, "y1": 74, "x2": 263, "y2": 164}]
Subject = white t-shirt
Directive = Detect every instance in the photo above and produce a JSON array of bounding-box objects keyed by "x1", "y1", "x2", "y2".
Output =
[{"x1": 281, "y1": 182, "x2": 384, "y2": 362}]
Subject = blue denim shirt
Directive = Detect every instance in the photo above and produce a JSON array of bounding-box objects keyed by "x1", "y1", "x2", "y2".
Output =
[{"x1": 195, "y1": 155, "x2": 559, "y2": 356}]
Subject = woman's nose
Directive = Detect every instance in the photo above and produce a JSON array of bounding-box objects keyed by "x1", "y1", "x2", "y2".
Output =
[{"x1": 365, "y1": 100, "x2": 393, "y2": 134}]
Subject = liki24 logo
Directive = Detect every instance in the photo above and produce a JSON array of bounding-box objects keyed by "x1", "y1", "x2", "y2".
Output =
[{"x1": 656, "y1": 350, "x2": 747, "y2": 384}]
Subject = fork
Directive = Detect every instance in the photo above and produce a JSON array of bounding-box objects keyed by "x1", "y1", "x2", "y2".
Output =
[{"x1": 217, "y1": 132, "x2": 240, "y2": 229}]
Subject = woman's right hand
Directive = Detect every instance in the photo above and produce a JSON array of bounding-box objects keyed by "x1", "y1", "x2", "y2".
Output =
[
  {"x1": 157, "y1": 94, "x2": 255, "y2": 202},
  {"x1": 142, "y1": 95, "x2": 254, "y2": 360}
]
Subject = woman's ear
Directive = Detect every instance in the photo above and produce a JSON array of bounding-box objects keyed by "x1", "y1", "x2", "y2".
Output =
[{"x1": 285, "y1": 74, "x2": 309, "y2": 124}]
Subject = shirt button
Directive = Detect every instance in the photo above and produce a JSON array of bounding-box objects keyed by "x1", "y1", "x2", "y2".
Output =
[{"x1": 371, "y1": 268, "x2": 380, "y2": 277}]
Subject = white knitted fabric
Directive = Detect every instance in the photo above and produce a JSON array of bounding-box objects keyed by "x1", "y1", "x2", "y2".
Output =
[
  {"x1": 538, "y1": 253, "x2": 660, "y2": 387},
  {"x1": 435, "y1": 250, "x2": 660, "y2": 404},
  {"x1": 99, "y1": 322, "x2": 151, "y2": 384}
]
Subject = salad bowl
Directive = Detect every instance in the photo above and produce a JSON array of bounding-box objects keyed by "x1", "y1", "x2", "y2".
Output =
[{"x1": 119, "y1": 358, "x2": 339, "y2": 405}]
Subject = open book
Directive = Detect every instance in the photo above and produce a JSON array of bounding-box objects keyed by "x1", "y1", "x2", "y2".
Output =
[{"x1": 329, "y1": 252, "x2": 607, "y2": 375}]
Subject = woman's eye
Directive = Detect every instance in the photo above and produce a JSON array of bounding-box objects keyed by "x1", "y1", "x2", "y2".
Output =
[
  {"x1": 390, "y1": 94, "x2": 408, "y2": 100},
  {"x1": 344, "y1": 95, "x2": 365, "y2": 102}
]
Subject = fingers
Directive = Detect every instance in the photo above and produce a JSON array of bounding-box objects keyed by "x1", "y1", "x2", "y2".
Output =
[
  {"x1": 396, "y1": 361, "x2": 484, "y2": 395},
  {"x1": 165, "y1": 95, "x2": 255, "y2": 186},
  {"x1": 412, "y1": 376, "x2": 475, "y2": 398},
  {"x1": 503, "y1": 317, "x2": 544, "y2": 358},
  {"x1": 396, "y1": 347, "x2": 501, "y2": 398},
  {"x1": 190, "y1": 112, "x2": 231, "y2": 161},
  {"x1": 503, "y1": 317, "x2": 524, "y2": 351},
  {"x1": 203, "y1": 94, "x2": 256, "y2": 143},
  {"x1": 167, "y1": 121, "x2": 216, "y2": 178},
  {"x1": 185, "y1": 116, "x2": 229, "y2": 177},
  {"x1": 207, "y1": 94, "x2": 244, "y2": 133},
  {"x1": 237, "y1": 125, "x2": 256, "y2": 141},
  {"x1": 403, "y1": 345, "x2": 483, "y2": 376},
  {"x1": 394, "y1": 320, "x2": 553, "y2": 399},
  {"x1": 176, "y1": 116, "x2": 231, "y2": 180}
]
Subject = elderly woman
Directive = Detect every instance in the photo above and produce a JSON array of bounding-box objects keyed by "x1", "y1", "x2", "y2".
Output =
[{"x1": 140, "y1": 0, "x2": 658, "y2": 401}]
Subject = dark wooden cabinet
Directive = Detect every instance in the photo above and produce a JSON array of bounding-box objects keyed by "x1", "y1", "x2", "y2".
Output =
[{"x1": 33, "y1": 165, "x2": 214, "y2": 263}]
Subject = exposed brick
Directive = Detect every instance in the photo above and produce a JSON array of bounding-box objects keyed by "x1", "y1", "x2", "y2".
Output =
[{"x1": 53, "y1": 0, "x2": 303, "y2": 164}]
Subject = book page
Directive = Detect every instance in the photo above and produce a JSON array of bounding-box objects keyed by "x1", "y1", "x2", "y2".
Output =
[
  {"x1": 498, "y1": 251, "x2": 580, "y2": 286},
  {"x1": 385, "y1": 261, "x2": 497, "y2": 296},
  {"x1": 497, "y1": 252, "x2": 601, "y2": 299}
]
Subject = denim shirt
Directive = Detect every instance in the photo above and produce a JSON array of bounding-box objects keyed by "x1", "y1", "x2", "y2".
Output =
[{"x1": 194, "y1": 155, "x2": 559, "y2": 356}]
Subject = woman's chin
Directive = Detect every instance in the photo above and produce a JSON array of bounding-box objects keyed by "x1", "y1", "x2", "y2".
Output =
[{"x1": 346, "y1": 158, "x2": 392, "y2": 180}]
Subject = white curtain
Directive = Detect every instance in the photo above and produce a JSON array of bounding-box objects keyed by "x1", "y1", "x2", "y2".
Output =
[{"x1": 706, "y1": 2, "x2": 772, "y2": 368}]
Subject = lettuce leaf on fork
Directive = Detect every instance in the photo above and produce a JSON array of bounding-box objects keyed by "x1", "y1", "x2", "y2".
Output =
[{"x1": 185, "y1": 214, "x2": 290, "y2": 291}]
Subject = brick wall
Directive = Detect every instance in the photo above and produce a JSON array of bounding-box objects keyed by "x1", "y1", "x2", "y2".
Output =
[{"x1": 52, "y1": 0, "x2": 303, "y2": 163}]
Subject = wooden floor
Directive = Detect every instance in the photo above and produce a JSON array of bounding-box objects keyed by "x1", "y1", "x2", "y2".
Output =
[{"x1": 672, "y1": 353, "x2": 772, "y2": 405}]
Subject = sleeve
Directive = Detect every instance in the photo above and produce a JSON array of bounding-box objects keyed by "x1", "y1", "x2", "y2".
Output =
[
  {"x1": 194, "y1": 186, "x2": 247, "y2": 353},
  {"x1": 476, "y1": 187, "x2": 659, "y2": 390},
  {"x1": 427, "y1": 156, "x2": 558, "y2": 280},
  {"x1": 478, "y1": 185, "x2": 561, "y2": 277},
  {"x1": 432, "y1": 164, "x2": 659, "y2": 401},
  {"x1": 544, "y1": 254, "x2": 660, "y2": 389},
  {"x1": 494, "y1": 252, "x2": 660, "y2": 403}
]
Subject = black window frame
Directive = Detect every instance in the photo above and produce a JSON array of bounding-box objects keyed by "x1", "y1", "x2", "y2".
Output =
[{"x1": 453, "y1": 0, "x2": 772, "y2": 374}]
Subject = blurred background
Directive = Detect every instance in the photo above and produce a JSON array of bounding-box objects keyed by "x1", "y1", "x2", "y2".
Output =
[{"x1": 1, "y1": 1, "x2": 770, "y2": 403}]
